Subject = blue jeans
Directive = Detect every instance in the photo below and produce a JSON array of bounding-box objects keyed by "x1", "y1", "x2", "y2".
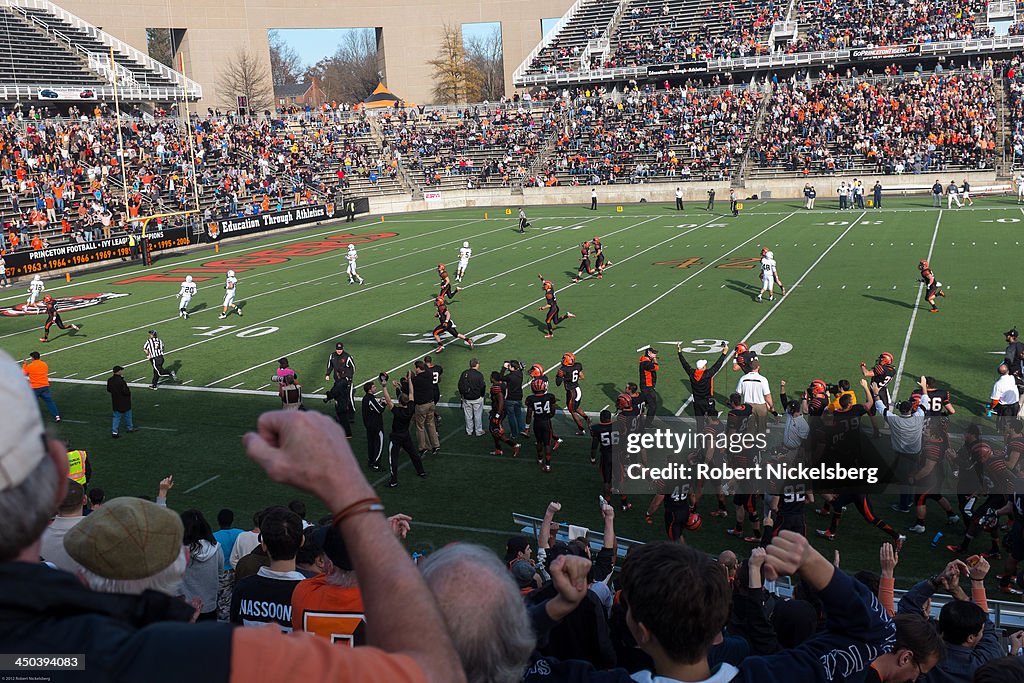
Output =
[
  {"x1": 506, "y1": 400, "x2": 525, "y2": 436},
  {"x1": 112, "y1": 410, "x2": 134, "y2": 434},
  {"x1": 34, "y1": 386, "x2": 59, "y2": 419}
]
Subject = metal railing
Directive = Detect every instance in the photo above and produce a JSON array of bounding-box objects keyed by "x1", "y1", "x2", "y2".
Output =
[
  {"x1": 988, "y1": 0, "x2": 1016, "y2": 20},
  {"x1": 516, "y1": 34, "x2": 1024, "y2": 88},
  {"x1": 2, "y1": 0, "x2": 201, "y2": 98},
  {"x1": 512, "y1": 0, "x2": 595, "y2": 83}
]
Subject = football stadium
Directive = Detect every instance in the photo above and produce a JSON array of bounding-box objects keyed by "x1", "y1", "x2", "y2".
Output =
[{"x1": 2, "y1": 0, "x2": 1024, "y2": 680}]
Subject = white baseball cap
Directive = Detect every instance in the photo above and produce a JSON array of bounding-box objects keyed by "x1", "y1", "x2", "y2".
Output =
[
  {"x1": 0, "y1": 350, "x2": 47, "y2": 492},
  {"x1": 696, "y1": 359, "x2": 708, "y2": 370}
]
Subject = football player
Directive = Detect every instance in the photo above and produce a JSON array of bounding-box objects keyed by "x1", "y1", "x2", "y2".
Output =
[
  {"x1": 39, "y1": 295, "x2": 80, "y2": 342},
  {"x1": 26, "y1": 274, "x2": 44, "y2": 309},
  {"x1": 908, "y1": 419, "x2": 960, "y2": 534},
  {"x1": 646, "y1": 483, "x2": 700, "y2": 543},
  {"x1": 723, "y1": 393, "x2": 760, "y2": 542},
  {"x1": 431, "y1": 296, "x2": 473, "y2": 353},
  {"x1": 816, "y1": 492, "x2": 905, "y2": 549},
  {"x1": 525, "y1": 377, "x2": 558, "y2": 472},
  {"x1": 918, "y1": 259, "x2": 945, "y2": 313},
  {"x1": 756, "y1": 249, "x2": 777, "y2": 302},
  {"x1": 437, "y1": 263, "x2": 460, "y2": 301},
  {"x1": 555, "y1": 351, "x2": 589, "y2": 434},
  {"x1": 218, "y1": 270, "x2": 241, "y2": 319},
  {"x1": 572, "y1": 241, "x2": 594, "y2": 283},
  {"x1": 947, "y1": 426, "x2": 1014, "y2": 557},
  {"x1": 455, "y1": 241, "x2": 472, "y2": 283},
  {"x1": 732, "y1": 342, "x2": 758, "y2": 373},
  {"x1": 537, "y1": 274, "x2": 575, "y2": 338},
  {"x1": 593, "y1": 237, "x2": 609, "y2": 278},
  {"x1": 767, "y1": 484, "x2": 811, "y2": 540},
  {"x1": 346, "y1": 244, "x2": 364, "y2": 285},
  {"x1": 860, "y1": 351, "x2": 896, "y2": 421},
  {"x1": 177, "y1": 275, "x2": 197, "y2": 319},
  {"x1": 590, "y1": 409, "x2": 617, "y2": 499},
  {"x1": 488, "y1": 371, "x2": 520, "y2": 457}
]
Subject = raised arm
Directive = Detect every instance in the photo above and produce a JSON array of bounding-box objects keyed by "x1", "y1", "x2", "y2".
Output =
[{"x1": 244, "y1": 411, "x2": 465, "y2": 683}]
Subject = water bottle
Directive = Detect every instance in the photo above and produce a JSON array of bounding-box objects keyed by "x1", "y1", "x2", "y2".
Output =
[{"x1": 930, "y1": 532, "x2": 943, "y2": 548}]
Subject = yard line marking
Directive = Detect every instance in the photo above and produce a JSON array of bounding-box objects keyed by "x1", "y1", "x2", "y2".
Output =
[
  {"x1": 257, "y1": 384, "x2": 270, "y2": 390},
  {"x1": 78, "y1": 219, "x2": 604, "y2": 381},
  {"x1": 0, "y1": 215, "x2": 493, "y2": 307},
  {"x1": 412, "y1": 521, "x2": 514, "y2": 536},
  {"x1": 313, "y1": 386, "x2": 325, "y2": 393},
  {"x1": 229, "y1": 382, "x2": 245, "y2": 389},
  {"x1": 131, "y1": 376, "x2": 146, "y2": 383},
  {"x1": 63, "y1": 372, "x2": 78, "y2": 378},
  {"x1": 676, "y1": 211, "x2": 867, "y2": 416},
  {"x1": 183, "y1": 475, "x2": 221, "y2": 494},
  {"x1": 137, "y1": 426, "x2": 177, "y2": 432},
  {"x1": 182, "y1": 379, "x2": 194, "y2": 385},
  {"x1": 59, "y1": 419, "x2": 89, "y2": 424},
  {"x1": 891, "y1": 210, "x2": 943, "y2": 399},
  {"x1": 208, "y1": 217, "x2": 653, "y2": 388},
  {"x1": 372, "y1": 215, "x2": 723, "y2": 385}
]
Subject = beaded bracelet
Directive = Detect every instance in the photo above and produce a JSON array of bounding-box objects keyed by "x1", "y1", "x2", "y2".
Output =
[{"x1": 332, "y1": 496, "x2": 385, "y2": 527}]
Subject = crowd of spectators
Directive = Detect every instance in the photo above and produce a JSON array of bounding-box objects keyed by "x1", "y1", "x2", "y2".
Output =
[
  {"x1": 789, "y1": 0, "x2": 992, "y2": 54},
  {"x1": 377, "y1": 104, "x2": 557, "y2": 189},
  {"x1": 537, "y1": 80, "x2": 762, "y2": 184},
  {"x1": 1003, "y1": 55, "x2": 1024, "y2": 167},
  {"x1": 8, "y1": 337, "x2": 1024, "y2": 682},
  {"x1": 750, "y1": 69, "x2": 997, "y2": 176}
]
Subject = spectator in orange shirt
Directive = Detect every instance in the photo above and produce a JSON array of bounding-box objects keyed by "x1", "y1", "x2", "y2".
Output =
[
  {"x1": 21, "y1": 350, "x2": 60, "y2": 422},
  {"x1": 292, "y1": 522, "x2": 370, "y2": 644}
]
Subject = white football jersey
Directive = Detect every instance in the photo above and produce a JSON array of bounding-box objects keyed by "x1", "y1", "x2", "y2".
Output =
[
  {"x1": 225, "y1": 275, "x2": 237, "y2": 290},
  {"x1": 458, "y1": 247, "x2": 471, "y2": 261},
  {"x1": 29, "y1": 280, "x2": 44, "y2": 294},
  {"x1": 347, "y1": 251, "x2": 357, "y2": 263},
  {"x1": 179, "y1": 282, "x2": 197, "y2": 298},
  {"x1": 760, "y1": 258, "x2": 776, "y2": 275}
]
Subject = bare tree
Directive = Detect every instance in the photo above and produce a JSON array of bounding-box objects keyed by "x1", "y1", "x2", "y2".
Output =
[
  {"x1": 217, "y1": 48, "x2": 273, "y2": 113},
  {"x1": 146, "y1": 28, "x2": 174, "y2": 68},
  {"x1": 428, "y1": 22, "x2": 481, "y2": 104},
  {"x1": 268, "y1": 29, "x2": 303, "y2": 86},
  {"x1": 464, "y1": 27, "x2": 504, "y2": 102},
  {"x1": 304, "y1": 29, "x2": 379, "y2": 103}
]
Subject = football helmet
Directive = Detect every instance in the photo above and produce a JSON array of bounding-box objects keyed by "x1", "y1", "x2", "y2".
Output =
[
  {"x1": 616, "y1": 393, "x2": 632, "y2": 410},
  {"x1": 531, "y1": 378, "x2": 547, "y2": 393},
  {"x1": 562, "y1": 352, "x2": 576, "y2": 366},
  {"x1": 878, "y1": 352, "x2": 894, "y2": 366},
  {"x1": 919, "y1": 259, "x2": 929, "y2": 270},
  {"x1": 529, "y1": 363, "x2": 545, "y2": 378},
  {"x1": 685, "y1": 512, "x2": 702, "y2": 531},
  {"x1": 185, "y1": 275, "x2": 193, "y2": 283},
  {"x1": 227, "y1": 270, "x2": 235, "y2": 278},
  {"x1": 735, "y1": 342, "x2": 748, "y2": 354}
]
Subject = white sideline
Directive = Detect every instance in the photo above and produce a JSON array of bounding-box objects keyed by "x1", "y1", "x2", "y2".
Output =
[{"x1": 890, "y1": 210, "x2": 944, "y2": 399}]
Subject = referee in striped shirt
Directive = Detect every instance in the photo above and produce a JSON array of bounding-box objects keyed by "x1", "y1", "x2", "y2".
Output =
[{"x1": 144, "y1": 330, "x2": 176, "y2": 390}]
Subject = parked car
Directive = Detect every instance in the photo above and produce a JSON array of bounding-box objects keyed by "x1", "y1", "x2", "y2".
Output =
[
  {"x1": 38, "y1": 89, "x2": 59, "y2": 99},
  {"x1": 79, "y1": 89, "x2": 95, "y2": 98}
]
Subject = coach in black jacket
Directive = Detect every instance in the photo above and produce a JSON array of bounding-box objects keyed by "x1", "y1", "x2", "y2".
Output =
[
  {"x1": 677, "y1": 342, "x2": 729, "y2": 417},
  {"x1": 106, "y1": 365, "x2": 135, "y2": 437}
]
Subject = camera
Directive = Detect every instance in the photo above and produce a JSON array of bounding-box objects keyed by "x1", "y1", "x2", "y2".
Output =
[
  {"x1": 826, "y1": 383, "x2": 841, "y2": 395},
  {"x1": 379, "y1": 371, "x2": 389, "y2": 383},
  {"x1": 504, "y1": 360, "x2": 523, "y2": 371}
]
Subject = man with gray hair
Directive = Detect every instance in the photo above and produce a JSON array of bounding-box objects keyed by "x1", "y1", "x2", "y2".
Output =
[
  {"x1": 420, "y1": 543, "x2": 592, "y2": 683},
  {"x1": 0, "y1": 348, "x2": 466, "y2": 682}
]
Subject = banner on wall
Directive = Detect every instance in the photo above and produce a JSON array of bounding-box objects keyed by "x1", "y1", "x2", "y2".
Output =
[
  {"x1": 646, "y1": 61, "x2": 710, "y2": 76},
  {"x1": 203, "y1": 203, "x2": 339, "y2": 243},
  {"x1": 849, "y1": 44, "x2": 921, "y2": 60}
]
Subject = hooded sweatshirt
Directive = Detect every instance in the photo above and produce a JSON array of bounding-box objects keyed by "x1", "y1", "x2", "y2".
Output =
[{"x1": 180, "y1": 540, "x2": 223, "y2": 615}]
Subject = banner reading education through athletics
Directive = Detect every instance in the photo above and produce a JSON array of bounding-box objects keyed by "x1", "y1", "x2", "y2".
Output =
[{"x1": 203, "y1": 203, "x2": 339, "y2": 243}]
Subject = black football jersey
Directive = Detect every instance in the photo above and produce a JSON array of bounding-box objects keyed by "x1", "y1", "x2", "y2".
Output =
[
  {"x1": 727, "y1": 404, "x2": 752, "y2": 434},
  {"x1": 590, "y1": 421, "x2": 617, "y2": 458},
  {"x1": 526, "y1": 392, "x2": 557, "y2": 422},
  {"x1": 556, "y1": 362, "x2": 583, "y2": 389}
]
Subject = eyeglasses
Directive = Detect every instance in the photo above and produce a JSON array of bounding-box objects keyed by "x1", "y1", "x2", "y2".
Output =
[{"x1": 911, "y1": 660, "x2": 926, "y2": 682}]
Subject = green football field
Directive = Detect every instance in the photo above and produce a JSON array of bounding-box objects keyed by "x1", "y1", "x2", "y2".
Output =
[{"x1": 2, "y1": 195, "x2": 1021, "y2": 588}]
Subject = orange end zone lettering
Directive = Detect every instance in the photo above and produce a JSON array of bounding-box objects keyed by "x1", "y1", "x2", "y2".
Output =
[
  {"x1": 114, "y1": 274, "x2": 217, "y2": 284},
  {"x1": 717, "y1": 257, "x2": 760, "y2": 269},
  {"x1": 654, "y1": 257, "x2": 703, "y2": 269}
]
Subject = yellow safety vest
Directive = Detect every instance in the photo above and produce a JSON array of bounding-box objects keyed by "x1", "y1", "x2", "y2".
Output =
[{"x1": 67, "y1": 449, "x2": 87, "y2": 485}]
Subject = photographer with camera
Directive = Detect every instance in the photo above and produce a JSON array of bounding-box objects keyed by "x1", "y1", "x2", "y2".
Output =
[
  {"x1": 500, "y1": 360, "x2": 526, "y2": 437},
  {"x1": 826, "y1": 379, "x2": 857, "y2": 412}
]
